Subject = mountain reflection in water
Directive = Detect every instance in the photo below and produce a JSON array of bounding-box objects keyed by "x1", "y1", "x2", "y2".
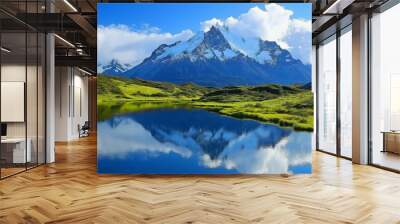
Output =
[{"x1": 98, "y1": 108, "x2": 312, "y2": 174}]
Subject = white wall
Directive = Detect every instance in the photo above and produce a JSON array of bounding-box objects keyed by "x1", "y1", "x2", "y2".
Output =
[
  {"x1": 55, "y1": 67, "x2": 70, "y2": 141},
  {"x1": 1, "y1": 65, "x2": 26, "y2": 81},
  {"x1": 55, "y1": 67, "x2": 89, "y2": 141},
  {"x1": 71, "y1": 73, "x2": 89, "y2": 138}
]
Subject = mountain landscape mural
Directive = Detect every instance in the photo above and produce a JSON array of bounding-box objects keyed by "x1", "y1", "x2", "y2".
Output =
[{"x1": 97, "y1": 3, "x2": 313, "y2": 174}]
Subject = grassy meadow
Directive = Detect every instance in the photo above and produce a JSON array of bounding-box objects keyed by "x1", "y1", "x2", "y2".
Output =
[{"x1": 98, "y1": 76, "x2": 314, "y2": 131}]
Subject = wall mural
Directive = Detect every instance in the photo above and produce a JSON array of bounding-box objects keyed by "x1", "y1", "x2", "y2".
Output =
[{"x1": 97, "y1": 3, "x2": 313, "y2": 174}]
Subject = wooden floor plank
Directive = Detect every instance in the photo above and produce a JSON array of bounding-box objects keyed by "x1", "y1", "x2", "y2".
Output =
[{"x1": 0, "y1": 135, "x2": 400, "y2": 223}]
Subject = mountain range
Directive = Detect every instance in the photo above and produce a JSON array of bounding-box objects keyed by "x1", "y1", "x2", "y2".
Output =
[
  {"x1": 97, "y1": 59, "x2": 132, "y2": 76},
  {"x1": 99, "y1": 26, "x2": 311, "y2": 87}
]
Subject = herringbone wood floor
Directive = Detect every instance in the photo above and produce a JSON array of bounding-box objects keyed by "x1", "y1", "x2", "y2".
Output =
[{"x1": 1, "y1": 135, "x2": 400, "y2": 224}]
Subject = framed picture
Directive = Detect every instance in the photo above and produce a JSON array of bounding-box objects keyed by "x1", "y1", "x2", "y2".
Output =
[{"x1": 97, "y1": 3, "x2": 313, "y2": 174}]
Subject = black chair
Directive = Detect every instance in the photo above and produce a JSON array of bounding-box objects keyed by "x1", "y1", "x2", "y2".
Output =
[{"x1": 78, "y1": 121, "x2": 90, "y2": 138}]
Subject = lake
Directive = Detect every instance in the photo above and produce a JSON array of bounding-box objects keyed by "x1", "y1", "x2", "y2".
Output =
[{"x1": 97, "y1": 108, "x2": 312, "y2": 174}]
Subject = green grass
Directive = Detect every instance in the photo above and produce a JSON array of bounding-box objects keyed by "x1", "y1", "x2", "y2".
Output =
[{"x1": 97, "y1": 75, "x2": 314, "y2": 131}]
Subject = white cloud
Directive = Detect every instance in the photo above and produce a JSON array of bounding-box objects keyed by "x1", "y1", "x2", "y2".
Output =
[
  {"x1": 290, "y1": 19, "x2": 312, "y2": 33},
  {"x1": 225, "y1": 16, "x2": 238, "y2": 27},
  {"x1": 200, "y1": 127, "x2": 312, "y2": 174},
  {"x1": 97, "y1": 24, "x2": 194, "y2": 67},
  {"x1": 201, "y1": 18, "x2": 224, "y2": 32},
  {"x1": 202, "y1": 3, "x2": 312, "y2": 64},
  {"x1": 98, "y1": 118, "x2": 192, "y2": 159},
  {"x1": 284, "y1": 18, "x2": 312, "y2": 64},
  {"x1": 201, "y1": 154, "x2": 222, "y2": 168},
  {"x1": 227, "y1": 4, "x2": 293, "y2": 41}
]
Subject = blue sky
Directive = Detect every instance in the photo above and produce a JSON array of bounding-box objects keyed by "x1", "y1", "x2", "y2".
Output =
[
  {"x1": 97, "y1": 3, "x2": 312, "y2": 67},
  {"x1": 98, "y1": 3, "x2": 311, "y2": 33}
]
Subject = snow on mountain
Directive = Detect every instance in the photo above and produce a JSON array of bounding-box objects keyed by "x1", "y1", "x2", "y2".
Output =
[
  {"x1": 156, "y1": 33, "x2": 204, "y2": 60},
  {"x1": 98, "y1": 59, "x2": 132, "y2": 76},
  {"x1": 121, "y1": 26, "x2": 311, "y2": 86},
  {"x1": 255, "y1": 51, "x2": 272, "y2": 64},
  {"x1": 154, "y1": 27, "x2": 241, "y2": 62},
  {"x1": 146, "y1": 26, "x2": 291, "y2": 66},
  {"x1": 218, "y1": 25, "x2": 286, "y2": 65},
  {"x1": 219, "y1": 27, "x2": 260, "y2": 57}
]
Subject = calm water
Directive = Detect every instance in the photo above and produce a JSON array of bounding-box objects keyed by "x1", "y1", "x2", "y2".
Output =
[{"x1": 97, "y1": 108, "x2": 312, "y2": 174}]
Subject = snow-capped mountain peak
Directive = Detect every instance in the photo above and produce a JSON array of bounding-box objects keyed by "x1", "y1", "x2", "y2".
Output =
[
  {"x1": 202, "y1": 26, "x2": 231, "y2": 51},
  {"x1": 98, "y1": 59, "x2": 132, "y2": 75},
  {"x1": 153, "y1": 26, "x2": 242, "y2": 62},
  {"x1": 149, "y1": 26, "x2": 295, "y2": 65},
  {"x1": 218, "y1": 26, "x2": 292, "y2": 65},
  {"x1": 120, "y1": 26, "x2": 311, "y2": 87}
]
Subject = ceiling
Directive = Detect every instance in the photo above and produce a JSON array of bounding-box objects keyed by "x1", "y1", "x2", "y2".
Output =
[{"x1": 0, "y1": 0, "x2": 97, "y2": 73}]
